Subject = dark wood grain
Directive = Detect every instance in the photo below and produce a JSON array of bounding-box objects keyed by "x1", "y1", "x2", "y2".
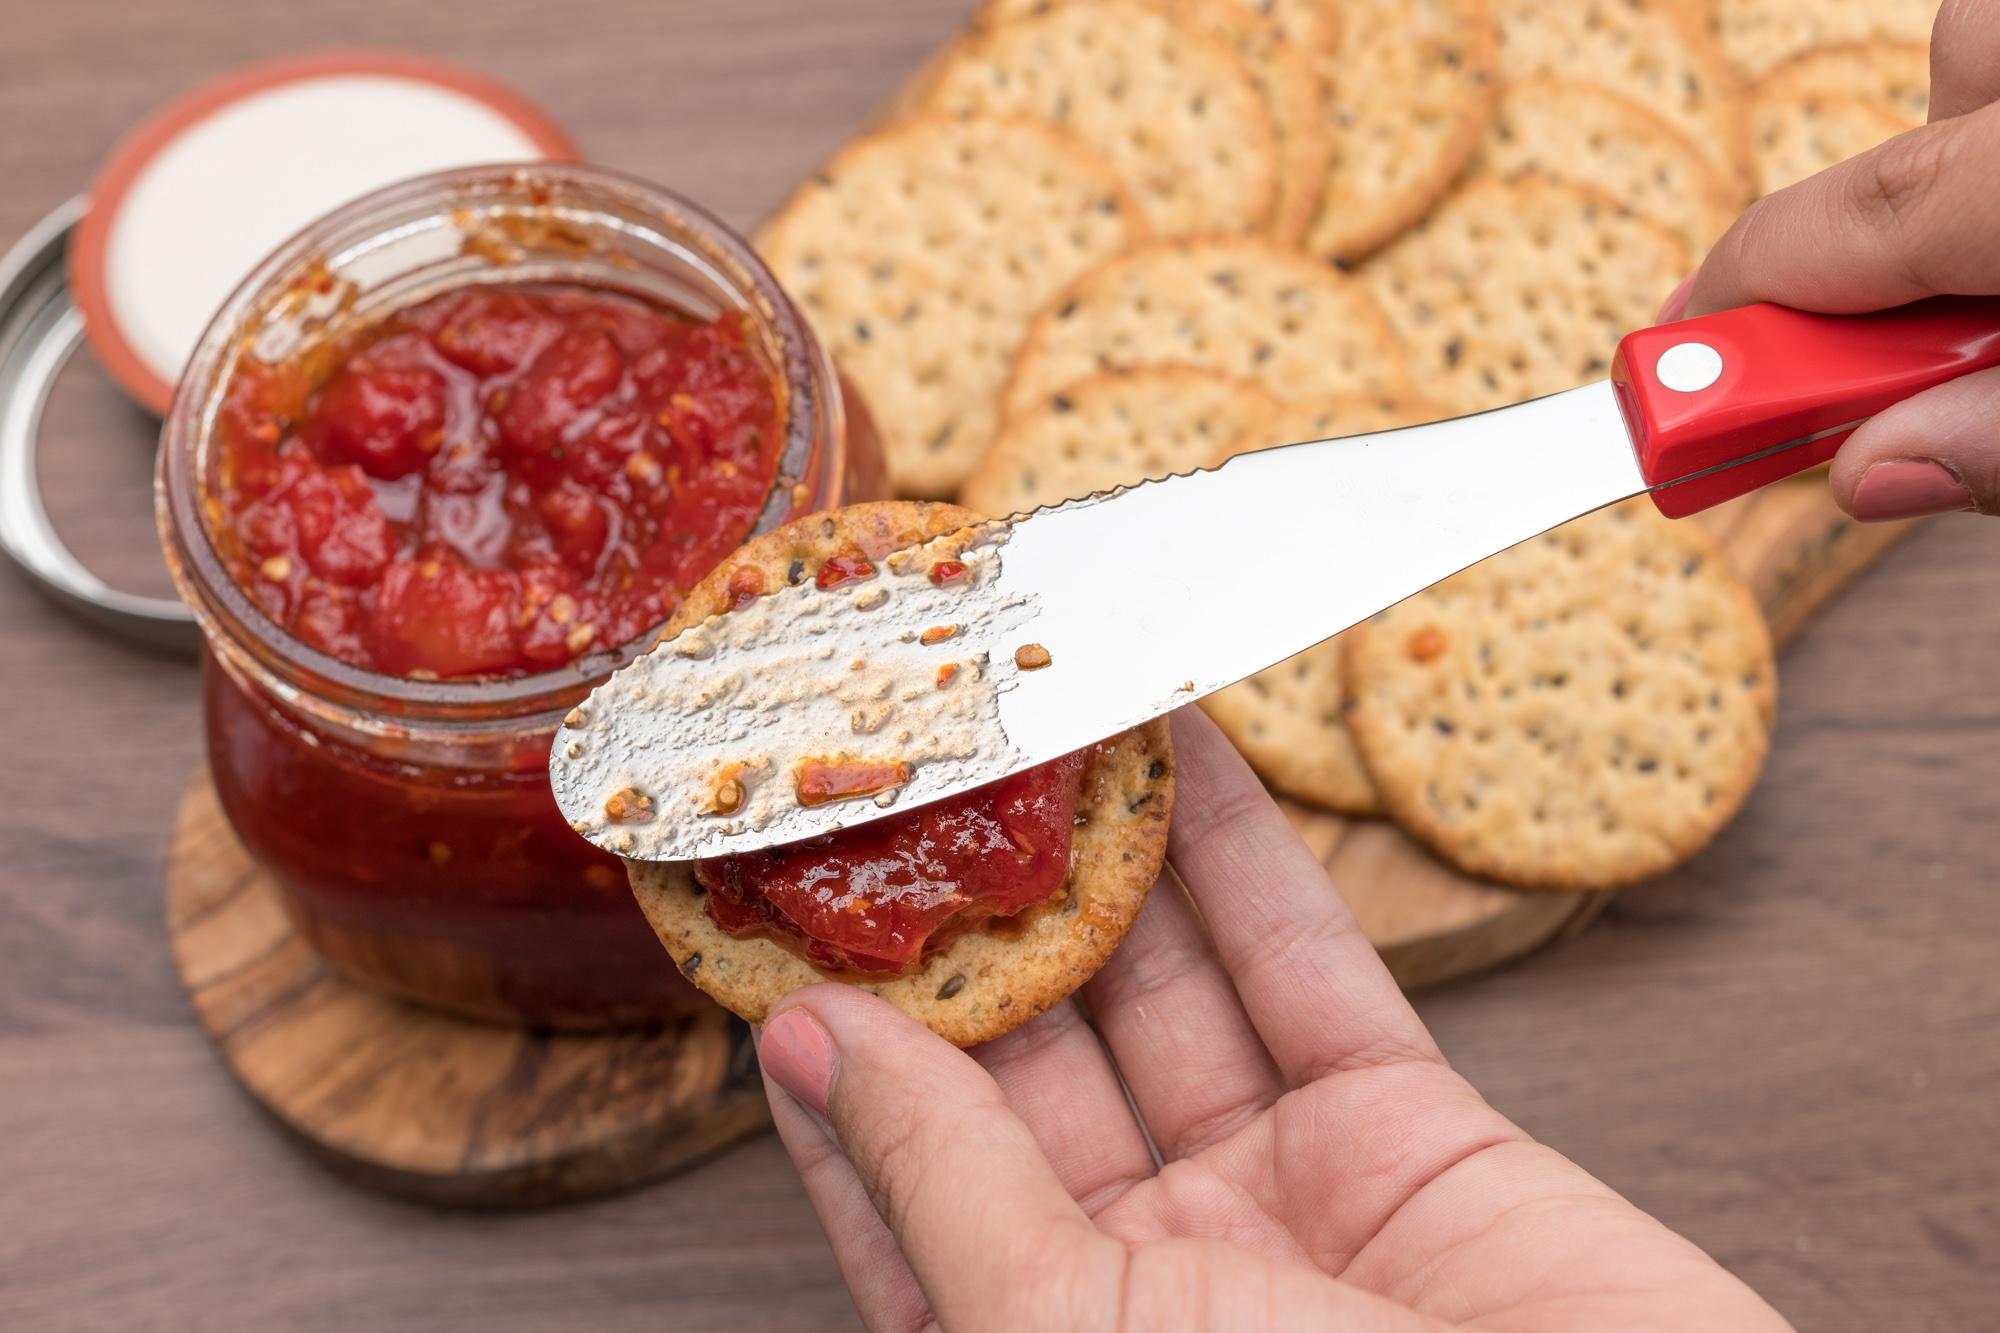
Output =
[
  {"x1": 1, "y1": 3, "x2": 1996, "y2": 1330},
  {"x1": 164, "y1": 776, "x2": 770, "y2": 1206}
]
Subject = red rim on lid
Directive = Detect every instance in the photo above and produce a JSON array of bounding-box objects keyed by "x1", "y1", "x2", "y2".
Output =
[{"x1": 69, "y1": 49, "x2": 578, "y2": 414}]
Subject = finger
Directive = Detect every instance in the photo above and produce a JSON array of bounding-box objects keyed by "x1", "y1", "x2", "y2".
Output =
[
  {"x1": 762, "y1": 1080, "x2": 932, "y2": 1333},
  {"x1": 759, "y1": 987, "x2": 1121, "y2": 1330},
  {"x1": 1161, "y1": 708, "x2": 1443, "y2": 1086},
  {"x1": 1687, "y1": 99, "x2": 2000, "y2": 317},
  {"x1": 1083, "y1": 871, "x2": 1286, "y2": 1160},
  {"x1": 1930, "y1": 0, "x2": 2000, "y2": 121},
  {"x1": 971, "y1": 999, "x2": 1158, "y2": 1215},
  {"x1": 1830, "y1": 363, "x2": 2000, "y2": 519}
]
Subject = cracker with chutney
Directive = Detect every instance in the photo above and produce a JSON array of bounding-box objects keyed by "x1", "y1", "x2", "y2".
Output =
[{"x1": 623, "y1": 502, "x2": 1173, "y2": 1046}]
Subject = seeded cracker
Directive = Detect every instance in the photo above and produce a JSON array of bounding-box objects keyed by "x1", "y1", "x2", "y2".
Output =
[
  {"x1": 1712, "y1": 0, "x2": 1939, "y2": 80},
  {"x1": 922, "y1": 1, "x2": 1279, "y2": 239},
  {"x1": 623, "y1": 502, "x2": 1173, "y2": 1047},
  {"x1": 1198, "y1": 5, "x2": 1333, "y2": 243},
  {"x1": 1753, "y1": 41, "x2": 1930, "y2": 128},
  {"x1": 1303, "y1": 0, "x2": 1498, "y2": 262},
  {"x1": 1201, "y1": 395, "x2": 1449, "y2": 815},
  {"x1": 756, "y1": 118, "x2": 1140, "y2": 497},
  {"x1": 1492, "y1": 0, "x2": 1752, "y2": 191},
  {"x1": 1750, "y1": 91, "x2": 1911, "y2": 197},
  {"x1": 1361, "y1": 174, "x2": 1690, "y2": 414},
  {"x1": 1344, "y1": 501, "x2": 1775, "y2": 891},
  {"x1": 1004, "y1": 239, "x2": 1411, "y2": 425},
  {"x1": 962, "y1": 369, "x2": 1280, "y2": 517},
  {"x1": 974, "y1": 0, "x2": 1334, "y2": 241},
  {"x1": 1477, "y1": 79, "x2": 1745, "y2": 257},
  {"x1": 980, "y1": 0, "x2": 1339, "y2": 54}
]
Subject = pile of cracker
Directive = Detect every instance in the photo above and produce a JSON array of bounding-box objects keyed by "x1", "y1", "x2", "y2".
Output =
[{"x1": 754, "y1": 0, "x2": 1934, "y2": 891}]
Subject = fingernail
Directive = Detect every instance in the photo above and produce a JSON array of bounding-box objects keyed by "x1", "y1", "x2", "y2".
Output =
[
  {"x1": 1657, "y1": 274, "x2": 1696, "y2": 323},
  {"x1": 1850, "y1": 458, "x2": 1974, "y2": 522},
  {"x1": 759, "y1": 1007, "x2": 835, "y2": 1116}
]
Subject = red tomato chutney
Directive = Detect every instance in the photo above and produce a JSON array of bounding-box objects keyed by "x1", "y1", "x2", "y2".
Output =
[
  {"x1": 696, "y1": 751, "x2": 1090, "y2": 975},
  {"x1": 203, "y1": 284, "x2": 786, "y2": 1027},
  {"x1": 212, "y1": 286, "x2": 780, "y2": 678}
]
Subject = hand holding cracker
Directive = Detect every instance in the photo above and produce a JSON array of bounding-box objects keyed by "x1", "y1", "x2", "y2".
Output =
[
  {"x1": 1674, "y1": 1, "x2": 2000, "y2": 523},
  {"x1": 752, "y1": 710, "x2": 1790, "y2": 1333}
]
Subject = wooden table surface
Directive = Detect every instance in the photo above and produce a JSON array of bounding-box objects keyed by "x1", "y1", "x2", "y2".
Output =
[{"x1": 3, "y1": 3, "x2": 1996, "y2": 1328}]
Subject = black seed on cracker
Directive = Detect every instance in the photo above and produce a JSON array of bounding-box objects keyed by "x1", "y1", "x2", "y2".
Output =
[
  {"x1": 1146, "y1": 759, "x2": 1165, "y2": 780},
  {"x1": 680, "y1": 952, "x2": 703, "y2": 976},
  {"x1": 936, "y1": 975, "x2": 967, "y2": 1000}
]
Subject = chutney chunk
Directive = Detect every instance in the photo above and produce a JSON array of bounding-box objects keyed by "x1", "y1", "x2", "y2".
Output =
[
  {"x1": 211, "y1": 285, "x2": 782, "y2": 678},
  {"x1": 794, "y1": 757, "x2": 912, "y2": 808},
  {"x1": 699, "y1": 751, "x2": 1088, "y2": 975}
]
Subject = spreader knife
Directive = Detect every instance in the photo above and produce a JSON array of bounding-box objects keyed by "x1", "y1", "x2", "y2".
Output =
[{"x1": 552, "y1": 296, "x2": 2000, "y2": 861}]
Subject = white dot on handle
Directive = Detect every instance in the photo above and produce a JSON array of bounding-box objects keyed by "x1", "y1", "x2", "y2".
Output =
[{"x1": 1656, "y1": 341, "x2": 1723, "y2": 393}]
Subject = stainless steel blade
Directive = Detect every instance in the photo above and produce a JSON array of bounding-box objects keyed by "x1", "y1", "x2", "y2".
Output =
[{"x1": 551, "y1": 380, "x2": 1647, "y2": 861}]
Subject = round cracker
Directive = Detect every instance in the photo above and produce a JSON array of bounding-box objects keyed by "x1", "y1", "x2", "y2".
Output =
[
  {"x1": 961, "y1": 368, "x2": 1280, "y2": 517},
  {"x1": 1712, "y1": 0, "x2": 1938, "y2": 80},
  {"x1": 1753, "y1": 40, "x2": 1930, "y2": 128},
  {"x1": 623, "y1": 501, "x2": 1173, "y2": 1047},
  {"x1": 1206, "y1": 6, "x2": 1333, "y2": 244},
  {"x1": 1360, "y1": 174, "x2": 1691, "y2": 414},
  {"x1": 1750, "y1": 89, "x2": 1910, "y2": 197},
  {"x1": 1004, "y1": 239, "x2": 1412, "y2": 424},
  {"x1": 1203, "y1": 395, "x2": 1449, "y2": 814},
  {"x1": 923, "y1": 1, "x2": 1279, "y2": 238},
  {"x1": 1492, "y1": 0, "x2": 1752, "y2": 191},
  {"x1": 1478, "y1": 78, "x2": 1745, "y2": 257},
  {"x1": 972, "y1": 0, "x2": 1332, "y2": 241},
  {"x1": 1304, "y1": 0, "x2": 1499, "y2": 262},
  {"x1": 756, "y1": 117, "x2": 1141, "y2": 498},
  {"x1": 978, "y1": 0, "x2": 1339, "y2": 55},
  {"x1": 1344, "y1": 500, "x2": 1776, "y2": 891}
]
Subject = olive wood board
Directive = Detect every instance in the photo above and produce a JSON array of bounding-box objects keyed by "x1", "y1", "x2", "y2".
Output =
[
  {"x1": 164, "y1": 779, "x2": 769, "y2": 1207},
  {"x1": 1303, "y1": 478, "x2": 1918, "y2": 991}
]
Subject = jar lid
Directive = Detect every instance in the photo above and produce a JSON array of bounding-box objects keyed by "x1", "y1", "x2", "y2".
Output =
[
  {"x1": 71, "y1": 50, "x2": 577, "y2": 414},
  {"x1": 0, "y1": 50, "x2": 575, "y2": 650}
]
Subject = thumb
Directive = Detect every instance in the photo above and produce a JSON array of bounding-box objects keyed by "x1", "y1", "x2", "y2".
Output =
[
  {"x1": 1831, "y1": 365, "x2": 1998, "y2": 521},
  {"x1": 758, "y1": 985, "x2": 1122, "y2": 1330}
]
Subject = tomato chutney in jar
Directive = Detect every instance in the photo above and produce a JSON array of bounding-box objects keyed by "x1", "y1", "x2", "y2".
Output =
[{"x1": 158, "y1": 164, "x2": 884, "y2": 1028}]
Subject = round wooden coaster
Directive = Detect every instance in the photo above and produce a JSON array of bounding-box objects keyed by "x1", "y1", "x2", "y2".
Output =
[{"x1": 165, "y1": 772, "x2": 771, "y2": 1206}]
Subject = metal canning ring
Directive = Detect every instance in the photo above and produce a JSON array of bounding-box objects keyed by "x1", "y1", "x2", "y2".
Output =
[{"x1": 0, "y1": 199, "x2": 198, "y2": 655}]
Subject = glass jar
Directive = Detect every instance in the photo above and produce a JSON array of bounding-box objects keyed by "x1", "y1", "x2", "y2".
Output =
[{"x1": 158, "y1": 163, "x2": 884, "y2": 1029}]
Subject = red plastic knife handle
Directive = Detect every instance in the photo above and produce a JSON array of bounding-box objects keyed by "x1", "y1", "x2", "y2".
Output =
[{"x1": 1611, "y1": 296, "x2": 2000, "y2": 517}]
